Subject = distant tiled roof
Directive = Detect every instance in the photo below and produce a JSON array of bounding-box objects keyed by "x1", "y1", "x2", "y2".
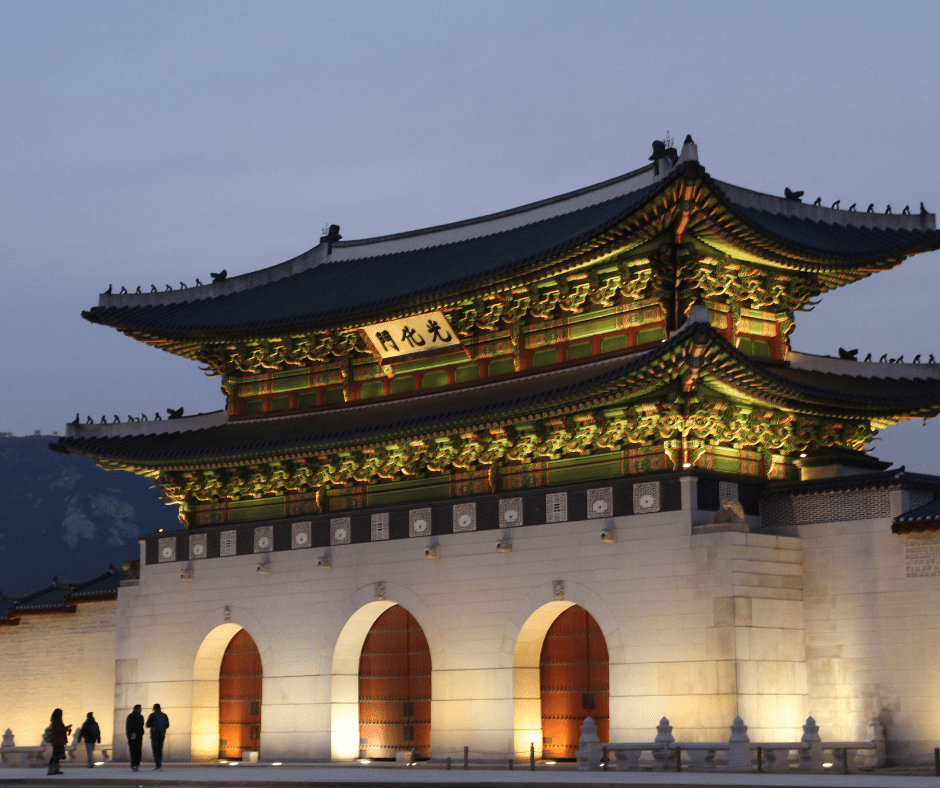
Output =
[
  {"x1": 53, "y1": 323, "x2": 940, "y2": 469},
  {"x1": 766, "y1": 468, "x2": 940, "y2": 499},
  {"x1": 0, "y1": 566, "x2": 126, "y2": 622},
  {"x1": 893, "y1": 497, "x2": 940, "y2": 533}
]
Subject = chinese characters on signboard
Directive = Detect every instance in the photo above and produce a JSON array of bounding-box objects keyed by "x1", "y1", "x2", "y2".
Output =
[{"x1": 363, "y1": 311, "x2": 462, "y2": 361}]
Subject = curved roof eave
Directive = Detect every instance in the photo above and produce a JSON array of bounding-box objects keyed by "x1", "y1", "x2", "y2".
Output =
[
  {"x1": 54, "y1": 323, "x2": 940, "y2": 469},
  {"x1": 79, "y1": 159, "x2": 940, "y2": 341}
]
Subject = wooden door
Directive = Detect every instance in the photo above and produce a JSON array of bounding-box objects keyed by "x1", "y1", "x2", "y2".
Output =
[
  {"x1": 539, "y1": 606, "x2": 609, "y2": 759},
  {"x1": 359, "y1": 606, "x2": 431, "y2": 759},
  {"x1": 219, "y1": 629, "x2": 262, "y2": 759}
]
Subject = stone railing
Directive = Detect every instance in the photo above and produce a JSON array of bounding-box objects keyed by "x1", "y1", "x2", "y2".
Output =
[
  {"x1": 0, "y1": 728, "x2": 111, "y2": 768},
  {"x1": 576, "y1": 715, "x2": 886, "y2": 773}
]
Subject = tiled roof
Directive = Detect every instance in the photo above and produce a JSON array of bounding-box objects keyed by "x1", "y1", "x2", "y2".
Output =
[
  {"x1": 893, "y1": 496, "x2": 940, "y2": 532},
  {"x1": 765, "y1": 469, "x2": 940, "y2": 499},
  {"x1": 79, "y1": 159, "x2": 940, "y2": 340},
  {"x1": 1, "y1": 567, "x2": 126, "y2": 620},
  {"x1": 53, "y1": 352, "x2": 640, "y2": 464},
  {"x1": 53, "y1": 323, "x2": 940, "y2": 468},
  {"x1": 83, "y1": 184, "x2": 656, "y2": 337},
  {"x1": 733, "y1": 206, "x2": 940, "y2": 258},
  {"x1": 762, "y1": 365, "x2": 940, "y2": 407}
]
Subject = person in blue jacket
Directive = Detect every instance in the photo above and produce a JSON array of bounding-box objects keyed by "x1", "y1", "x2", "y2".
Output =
[{"x1": 145, "y1": 704, "x2": 170, "y2": 771}]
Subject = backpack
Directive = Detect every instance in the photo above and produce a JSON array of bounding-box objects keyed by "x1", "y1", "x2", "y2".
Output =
[{"x1": 150, "y1": 713, "x2": 168, "y2": 733}]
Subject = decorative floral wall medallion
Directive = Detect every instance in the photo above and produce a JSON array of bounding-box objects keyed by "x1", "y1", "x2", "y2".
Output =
[
  {"x1": 409, "y1": 508, "x2": 432, "y2": 537},
  {"x1": 158, "y1": 536, "x2": 176, "y2": 563},
  {"x1": 499, "y1": 497, "x2": 523, "y2": 527},
  {"x1": 330, "y1": 517, "x2": 351, "y2": 545},
  {"x1": 633, "y1": 481, "x2": 661, "y2": 514},
  {"x1": 254, "y1": 525, "x2": 273, "y2": 553},
  {"x1": 292, "y1": 521, "x2": 312, "y2": 549},
  {"x1": 189, "y1": 533, "x2": 207, "y2": 560},
  {"x1": 587, "y1": 487, "x2": 613, "y2": 519},
  {"x1": 453, "y1": 502, "x2": 476, "y2": 532}
]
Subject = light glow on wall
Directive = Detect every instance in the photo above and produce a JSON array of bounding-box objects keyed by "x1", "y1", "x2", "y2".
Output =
[
  {"x1": 191, "y1": 622, "x2": 244, "y2": 762},
  {"x1": 330, "y1": 599, "x2": 396, "y2": 761},
  {"x1": 512, "y1": 600, "x2": 574, "y2": 758}
]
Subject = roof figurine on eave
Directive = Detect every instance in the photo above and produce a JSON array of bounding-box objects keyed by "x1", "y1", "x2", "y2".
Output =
[{"x1": 55, "y1": 137, "x2": 940, "y2": 518}]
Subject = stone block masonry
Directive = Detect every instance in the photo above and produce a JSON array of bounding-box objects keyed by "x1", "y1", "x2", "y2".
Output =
[{"x1": 0, "y1": 601, "x2": 117, "y2": 750}]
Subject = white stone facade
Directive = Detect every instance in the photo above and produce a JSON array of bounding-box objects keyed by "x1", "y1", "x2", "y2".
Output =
[
  {"x1": 110, "y1": 476, "x2": 809, "y2": 763},
  {"x1": 5, "y1": 478, "x2": 939, "y2": 767}
]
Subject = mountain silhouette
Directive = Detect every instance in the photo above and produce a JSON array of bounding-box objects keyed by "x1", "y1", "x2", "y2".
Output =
[{"x1": 0, "y1": 435, "x2": 181, "y2": 596}]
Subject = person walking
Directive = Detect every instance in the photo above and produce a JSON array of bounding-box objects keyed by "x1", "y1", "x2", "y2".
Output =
[
  {"x1": 145, "y1": 703, "x2": 170, "y2": 771},
  {"x1": 76, "y1": 712, "x2": 101, "y2": 767},
  {"x1": 126, "y1": 704, "x2": 145, "y2": 771},
  {"x1": 46, "y1": 709, "x2": 71, "y2": 775}
]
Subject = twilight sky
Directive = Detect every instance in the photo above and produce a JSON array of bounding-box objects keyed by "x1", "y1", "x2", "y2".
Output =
[{"x1": 2, "y1": 1, "x2": 939, "y2": 472}]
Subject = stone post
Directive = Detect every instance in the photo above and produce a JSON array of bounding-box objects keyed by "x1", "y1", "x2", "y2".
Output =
[
  {"x1": 727, "y1": 716, "x2": 750, "y2": 771},
  {"x1": 798, "y1": 716, "x2": 824, "y2": 770},
  {"x1": 863, "y1": 717, "x2": 886, "y2": 769},
  {"x1": 654, "y1": 717, "x2": 674, "y2": 769},
  {"x1": 575, "y1": 717, "x2": 601, "y2": 771},
  {"x1": 1, "y1": 729, "x2": 14, "y2": 747}
]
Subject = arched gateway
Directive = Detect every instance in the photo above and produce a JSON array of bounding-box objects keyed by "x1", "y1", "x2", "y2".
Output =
[
  {"x1": 539, "y1": 605, "x2": 609, "y2": 759},
  {"x1": 359, "y1": 605, "x2": 431, "y2": 759},
  {"x1": 219, "y1": 629, "x2": 262, "y2": 759},
  {"x1": 191, "y1": 623, "x2": 264, "y2": 762}
]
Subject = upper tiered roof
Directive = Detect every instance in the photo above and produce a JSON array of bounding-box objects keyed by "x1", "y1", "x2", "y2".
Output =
[{"x1": 81, "y1": 140, "x2": 939, "y2": 343}]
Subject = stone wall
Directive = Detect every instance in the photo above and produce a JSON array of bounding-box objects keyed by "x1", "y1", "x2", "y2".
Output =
[
  {"x1": 0, "y1": 601, "x2": 117, "y2": 750},
  {"x1": 799, "y1": 490, "x2": 940, "y2": 764},
  {"x1": 110, "y1": 477, "x2": 810, "y2": 763}
]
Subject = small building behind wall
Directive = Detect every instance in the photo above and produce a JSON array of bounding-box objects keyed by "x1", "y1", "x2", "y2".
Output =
[{"x1": 49, "y1": 138, "x2": 940, "y2": 765}]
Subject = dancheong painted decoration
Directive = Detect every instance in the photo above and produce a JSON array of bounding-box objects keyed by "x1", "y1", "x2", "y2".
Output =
[{"x1": 56, "y1": 137, "x2": 940, "y2": 526}]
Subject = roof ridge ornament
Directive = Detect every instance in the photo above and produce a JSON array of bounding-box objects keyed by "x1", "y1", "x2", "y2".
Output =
[
  {"x1": 320, "y1": 223, "x2": 342, "y2": 254},
  {"x1": 649, "y1": 138, "x2": 678, "y2": 177},
  {"x1": 678, "y1": 134, "x2": 698, "y2": 163}
]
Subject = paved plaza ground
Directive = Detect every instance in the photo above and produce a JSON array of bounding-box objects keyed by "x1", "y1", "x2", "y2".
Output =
[{"x1": 1, "y1": 762, "x2": 938, "y2": 788}]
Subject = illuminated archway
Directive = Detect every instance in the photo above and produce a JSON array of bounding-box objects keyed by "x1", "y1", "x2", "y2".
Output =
[
  {"x1": 218, "y1": 629, "x2": 262, "y2": 759},
  {"x1": 539, "y1": 606, "x2": 609, "y2": 758},
  {"x1": 330, "y1": 583, "x2": 440, "y2": 761},
  {"x1": 512, "y1": 600, "x2": 610, "y2": 759},
  {"x1": 330, "y1": 599, "x2": 396, "y2": 760},
  {"x1": 359, "y1": 605, "x2": 431, "y2": 758},
  {"x1": 192, "y1": 623, "x2": 263, "y2": 762}
]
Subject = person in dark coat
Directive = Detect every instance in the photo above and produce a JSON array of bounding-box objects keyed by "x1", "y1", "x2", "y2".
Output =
[
  {"x1": 47, "y1": 708, "x2": 72, "y2": 775},
  {"x1": 145, "y1": 703, "x2": 170, "y2": 771},
  {"x1": 125, "y1": 704, "x2": 145, "y2": 771},
  {"x1": 76, "y1": 712, "x2": 101, "y2": 767}
]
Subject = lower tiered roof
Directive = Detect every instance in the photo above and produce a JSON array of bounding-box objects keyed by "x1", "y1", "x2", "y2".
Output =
[{"x1": 54, "y1": 321, "x2": 940, "y2": 471}]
